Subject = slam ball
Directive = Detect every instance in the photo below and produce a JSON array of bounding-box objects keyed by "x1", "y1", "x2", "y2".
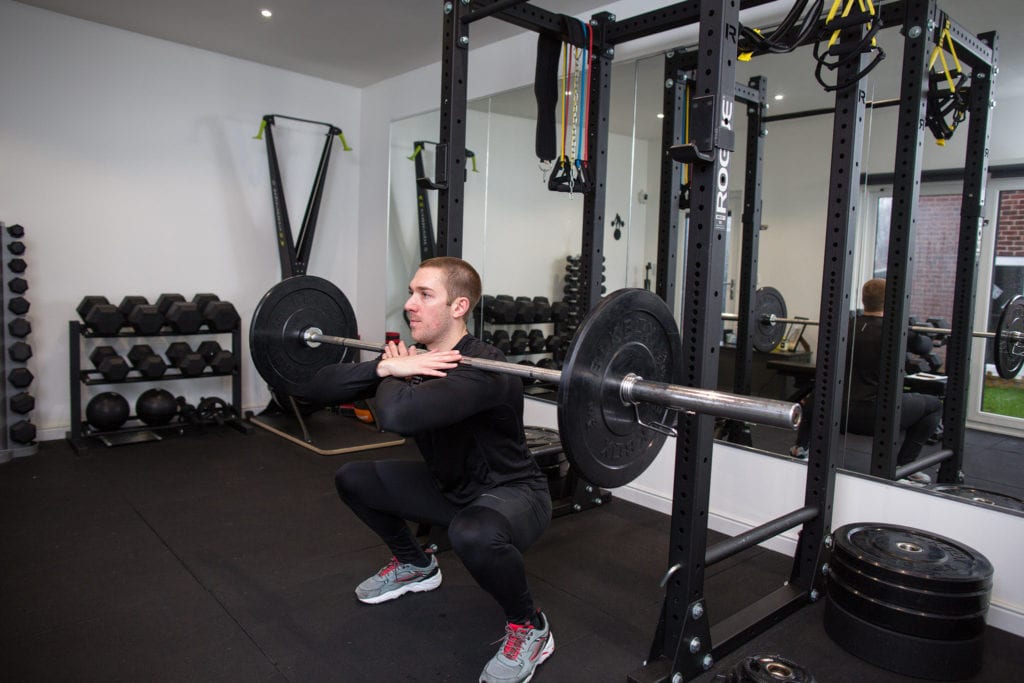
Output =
[
  {"x1": 86, "y1": 392, "x2": 130, "y2": 431},
  {"x1": 136, "y1": 388, "x2": 178, "y2": 426}
]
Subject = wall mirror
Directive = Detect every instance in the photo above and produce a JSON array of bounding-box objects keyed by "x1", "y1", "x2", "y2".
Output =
[{"x1": 385, "y1": 16, "x2": 1023, "y2": 514}]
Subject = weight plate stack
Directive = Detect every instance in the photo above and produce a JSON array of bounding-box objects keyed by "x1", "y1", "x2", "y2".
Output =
[
  {"x1": 928, "y1": 484, "x2": 1024, "y2": 512},
  {"x1": 824, "y1": 523, "x2": 993, "y2": 680}
]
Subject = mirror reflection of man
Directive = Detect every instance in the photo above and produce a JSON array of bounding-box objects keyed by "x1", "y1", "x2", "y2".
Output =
[{"x1": 845, "y1": 278, "x2": 943, "y2": 484}]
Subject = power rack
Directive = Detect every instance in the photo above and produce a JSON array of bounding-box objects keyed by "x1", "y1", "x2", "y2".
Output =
[{"x1": 420, "y1": 1, "x2": 997, "y2": 680}]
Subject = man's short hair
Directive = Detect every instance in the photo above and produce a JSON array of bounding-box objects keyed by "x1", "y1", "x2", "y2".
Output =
[
  {"x1": 862, "y1": 278, "x2": 886, "y2": 313},
  {"x1": 420, "y1": 256, "x2": 482, "y2": 311}
]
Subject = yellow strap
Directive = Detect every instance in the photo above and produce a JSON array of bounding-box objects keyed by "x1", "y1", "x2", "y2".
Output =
[
  {"x1": 252, "y1": 119, "x2": 267, "y2": 140},
  {"x1": 337, "y1": 131, "x2": 353, "y2": 151},
  {"x1": 928, "y1": 22, "x2": 961, "y2": 92},
  {"x1": 407, "y1": 144, "x2": 423, "y2": 161},
  {"x1": 739, "y1": 28, "x2": 761, "y2": 61},
  {"x1": 827, "y1": 0, "x2": 877, "y2": 48},
  {"x1": 469, "y1": 155, "x2": 478, "y2": 173}
]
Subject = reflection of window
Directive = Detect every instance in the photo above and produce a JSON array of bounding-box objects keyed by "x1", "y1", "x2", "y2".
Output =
[{"x1": 983, "y1": 189, "x2": 1024, "y2": 419}]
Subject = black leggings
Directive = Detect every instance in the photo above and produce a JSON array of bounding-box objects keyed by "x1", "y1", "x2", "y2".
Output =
[
  {"x1": 846, "y1": 392, "x2": 943, "y2": 465},
  {"x1": 335, "y1": 460, "x2": 551, "y2": 623}
]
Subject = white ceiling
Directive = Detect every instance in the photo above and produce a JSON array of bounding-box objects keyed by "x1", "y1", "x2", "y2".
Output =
[
  {"x1": 16, "y1": 0, "x2": 1022, "y2": 138},
  {"x1": 14, "y1": 0, "x2": 607, "y2": 88}
]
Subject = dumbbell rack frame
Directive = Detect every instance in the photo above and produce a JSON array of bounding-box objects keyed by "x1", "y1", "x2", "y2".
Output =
[
  {"x1": 66, "y1": 320, "x2": 248, "y2": 451},
  {"x1": 1, "y1": 221, "x2": 37, "y2": 462}
]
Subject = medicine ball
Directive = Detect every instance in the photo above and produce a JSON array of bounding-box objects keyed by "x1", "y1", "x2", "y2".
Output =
[
  {"x1": 86, "y1": 392, "x2": 130, "y2": 431},
  {"x1": 136, "y1": 388, "x2": 178, "y2": 426}
]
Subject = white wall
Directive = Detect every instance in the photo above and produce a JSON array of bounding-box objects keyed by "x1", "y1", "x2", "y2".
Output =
[
  {"x1": 385, "y1": 107, "x2": 650, "y2": 336},
  {"x1": 0, "y1": 1, "x2": 362, "y2": 436}
]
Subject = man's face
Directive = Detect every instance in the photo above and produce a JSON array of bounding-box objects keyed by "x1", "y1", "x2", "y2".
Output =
[{"x1": 404, "y1": 267, "x2": 456, "y2": 346}]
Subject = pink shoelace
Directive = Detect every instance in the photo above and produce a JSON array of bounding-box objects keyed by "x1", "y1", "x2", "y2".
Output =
[
  {"x1": 378, "y1": 557, "x2": 401, "y2": 577},
  {"x1": 502, "y1": 623, "x2": 530, "y2": 659}
]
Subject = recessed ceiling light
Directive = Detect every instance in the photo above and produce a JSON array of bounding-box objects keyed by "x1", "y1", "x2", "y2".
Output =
[
  {"x1": 656, "y1": 113, "x2": 665, "y2": 119},
  {"x1": 260, "y1": 9, "x2": 273, "y2": 18},
  {"x1": 774, "y1": 93, "x2": 784, "y2": 100}
]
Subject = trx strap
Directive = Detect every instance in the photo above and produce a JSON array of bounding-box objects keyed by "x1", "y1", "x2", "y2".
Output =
[
  {"x1": 925, "y1": 20, "x2": 970, "y2": 145},
  {"x1": 812, "y1": 0, "x2": 885, "y2": 92},
  {"x1": 253, "y1": 114, "x2": 352, "y2": 279},
  {"x1": 408, "y1": 141, "x2": 476, "y2": 261}
]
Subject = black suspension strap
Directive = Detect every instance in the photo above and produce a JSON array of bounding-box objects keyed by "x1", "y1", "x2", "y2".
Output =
[
  {"x1": 812, "y1": 0, "x2": 886, "y2": 92},
  {"x1": 253, "y1": 114, "x2": 352, "y2": 279},
  {"x1": 925, "y1": 20, "x2": 970, "y2": 145}
]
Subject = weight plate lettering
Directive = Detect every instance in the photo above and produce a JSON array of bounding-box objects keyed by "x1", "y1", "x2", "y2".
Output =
[
  {"x1": 250, "y1": 275, "x2": 357, "y2": 396},
  {"x1": 557, "y1": 289, "x2": 682, "y2": 489}
]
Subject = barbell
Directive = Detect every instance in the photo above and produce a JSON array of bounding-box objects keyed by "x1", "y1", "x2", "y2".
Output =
[
  {"x1": 723, "y1": 287, "x2": 1024, "y2": 379},
  {"x1": 249, "y1": 276, "x2": 801, "y2": 488}
]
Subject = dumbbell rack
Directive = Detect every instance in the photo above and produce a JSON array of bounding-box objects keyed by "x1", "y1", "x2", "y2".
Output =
[
  {"x1": 66, "y1": 320, "x2": 247, "y2": 451},
  {"x1": 481, "y1": 296, "x2": 561, "y2": 382},
  {"x1": 0, "y1": 221, "x2": 38, "y2": 463}
]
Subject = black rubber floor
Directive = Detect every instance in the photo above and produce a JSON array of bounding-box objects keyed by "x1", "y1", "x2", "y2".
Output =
[
  {"x1": 753, "y1": 424, "x2": 1024, "y2": 502},
  {"x1": 2, "y1": 425, "x2": 1021, "y2": 681}
]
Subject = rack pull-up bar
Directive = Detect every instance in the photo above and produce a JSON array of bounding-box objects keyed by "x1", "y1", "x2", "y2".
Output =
[{"x1": 462, "y1": 0, "x2": 531, "y2": 23}]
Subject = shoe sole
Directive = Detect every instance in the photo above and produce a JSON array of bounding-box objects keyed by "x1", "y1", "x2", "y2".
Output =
[{"x1": 356, "y1": 569, "x2": 442, "y2": 605}]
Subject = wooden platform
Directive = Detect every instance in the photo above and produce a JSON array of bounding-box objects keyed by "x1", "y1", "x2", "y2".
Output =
[{"x1": 249, "y1": 410, "x2": 405, "y2": 455}]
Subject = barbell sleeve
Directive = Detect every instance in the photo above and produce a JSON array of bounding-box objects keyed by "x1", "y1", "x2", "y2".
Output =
[{"x1": 301, "y1": 328, "x2": 800, "y2": 430}]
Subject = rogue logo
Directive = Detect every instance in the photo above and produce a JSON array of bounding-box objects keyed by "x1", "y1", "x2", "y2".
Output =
[{"x1": 716, "y1": 97, "x2": 734, "y2": 218}]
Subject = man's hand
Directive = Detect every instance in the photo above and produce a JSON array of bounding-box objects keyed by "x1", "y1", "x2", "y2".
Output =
[{"x1": 377, "y1": 341, "x2": 461, "y2": 378}]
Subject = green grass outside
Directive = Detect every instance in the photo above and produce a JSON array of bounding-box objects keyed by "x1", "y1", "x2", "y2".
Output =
[{"x1": 982, "y1": 382, "x2": 1024, "y2": 419}]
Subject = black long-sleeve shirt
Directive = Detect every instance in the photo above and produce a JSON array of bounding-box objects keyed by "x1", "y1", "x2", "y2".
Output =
[
  {"x1": 296, "y1": 334, "x2": 547, "y2": 505},
  {"x1": 848, "y1": 314, "x2": 884, "y2": 403}
]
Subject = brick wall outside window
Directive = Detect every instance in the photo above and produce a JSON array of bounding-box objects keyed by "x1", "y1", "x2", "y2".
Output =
[
  {"x1": 909, "y1": 194, "x2": 961, "y2": 323},
  {"x1": 996, "y1": 189, "x2": 1024, "y2": 258}
]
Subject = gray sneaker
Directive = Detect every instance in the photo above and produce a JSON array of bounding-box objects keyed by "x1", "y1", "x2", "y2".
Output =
[
  {"x1": 355, "y1": 555, "x2": 442, "y2": 605},
  {"x1": 480, "y1": 612, "x2": 554, "y2": 683}
]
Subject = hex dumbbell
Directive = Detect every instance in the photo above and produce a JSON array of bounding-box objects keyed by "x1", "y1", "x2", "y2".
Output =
[
  {"x1": 89, "y1": 345, "x2": 129, "y2": 381},
  {"x1": 8, "y1": 367, "x2": 33, "y2": 388},
  {"x1": 77, "y1": 296, "x2": 124, "y2": 335},
  {"x1": 166, "y1": 342, "x2": 206, "y2": 376},
  {"x1": 8, "y1": 341, "x2": 32, "y2": 363},
  {"x1": 120, "y1": 296, "x2": 164, "y2": 335},
  {"x1": 192, "y1": 293, "x2": 240, "y2": 332},
  {"x1": 196, "y1": 340, "x2": 236, "y2": 374},
  {"x1": 9, "y1": 392, "x2": 35, "y2": 414},
  {"x1": 9, "y1": 420, "x2": 36, "y2": 444},
  {"x1": 127, "y1": 344, "x2": 167, "y2": 378},
  {"x1": 8, "y1": 317, "x2": 30, "y2": 338}
]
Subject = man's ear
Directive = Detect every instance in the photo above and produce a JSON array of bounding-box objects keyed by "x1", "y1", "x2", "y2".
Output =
[{"x1": 450, "y1": 296, "x2": 471, "y2": 320}]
